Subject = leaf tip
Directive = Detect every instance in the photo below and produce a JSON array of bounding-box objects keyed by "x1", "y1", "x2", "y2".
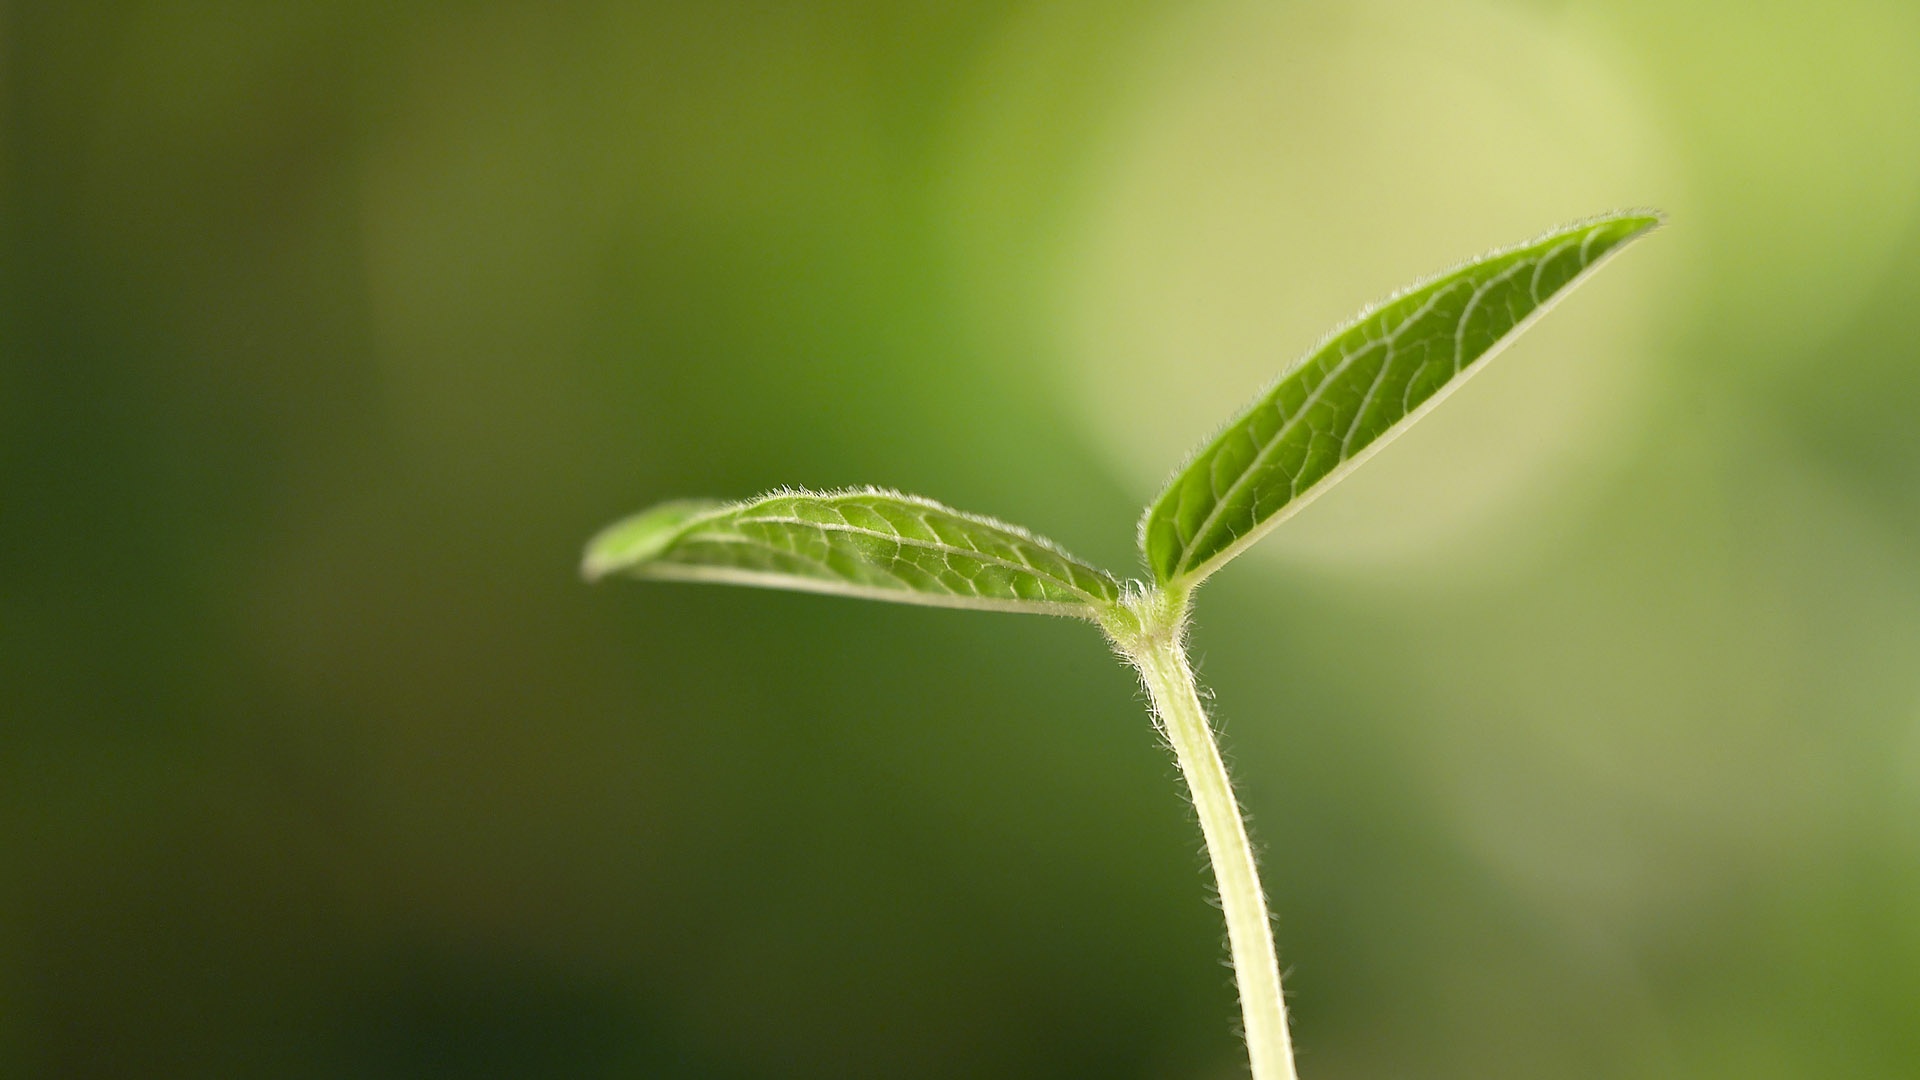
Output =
[
  {"x1": 580, "y1": 499, "x2": 724, "y2": 583},
  {"x1": 1592, "y1": 207, "x2": 1666, "y2": 243}
]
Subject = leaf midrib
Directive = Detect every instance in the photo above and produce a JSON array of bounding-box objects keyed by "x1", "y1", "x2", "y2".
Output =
[
  {"x1": 701, "y1": 512, "x2": 1116, "y2": 604},
  {"x1": 636, "y1": 559, "x2": 1104, "y2": 616}
]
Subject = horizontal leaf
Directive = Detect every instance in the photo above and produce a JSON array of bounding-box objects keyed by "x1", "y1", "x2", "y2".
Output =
[
  {"x1": 1140, "y1": 210, "x2": 1662, "y2": 587},
  {"x1": 583, "y1": 488, "x2": 1124, "y2": 618}
]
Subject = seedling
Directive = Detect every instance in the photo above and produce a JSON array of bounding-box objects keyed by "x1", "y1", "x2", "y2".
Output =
[{"x1": 584, "y1": 211, "x2": 1661, "y2": 1078}]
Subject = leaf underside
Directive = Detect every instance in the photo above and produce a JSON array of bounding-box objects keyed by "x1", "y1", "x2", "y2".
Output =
[
  {"x1": 1140, "y1": 210, "x2": 1662, "y2": 588},
  {"x1": 583, "y1": 488, "x2": 1123, "y2": 619}
]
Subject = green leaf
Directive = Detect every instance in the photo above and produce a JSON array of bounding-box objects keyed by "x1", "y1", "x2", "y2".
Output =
[
  {"x1": 583, "y1": 488, "x2": 1124, "y2": 619},
  {"x1": 1139, "y1": 210, "x2": 1662, "y2": 588}
]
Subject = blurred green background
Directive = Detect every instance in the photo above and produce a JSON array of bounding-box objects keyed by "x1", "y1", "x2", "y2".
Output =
[{"x1": 5, "y1": 1, "x2": 1920, "y2": 1077}]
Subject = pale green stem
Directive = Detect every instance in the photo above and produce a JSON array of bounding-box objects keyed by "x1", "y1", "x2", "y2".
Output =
[{"x1": 1108, "y1": 591, "x2": 1297, "y2": 1080}]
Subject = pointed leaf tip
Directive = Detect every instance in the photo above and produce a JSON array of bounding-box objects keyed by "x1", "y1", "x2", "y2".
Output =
[{"x1": 582, "y1": 499, "x2": 726, "y2": 582}]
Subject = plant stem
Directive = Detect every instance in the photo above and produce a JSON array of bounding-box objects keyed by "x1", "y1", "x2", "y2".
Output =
[{"x1": 1109, "y1": 591, "x2": 1297, "y2": 1080}]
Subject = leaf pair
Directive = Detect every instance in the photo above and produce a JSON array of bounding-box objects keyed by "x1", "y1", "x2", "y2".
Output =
[{"x1": 584, "y1": 211, "x2": 1662, "y2": 617}]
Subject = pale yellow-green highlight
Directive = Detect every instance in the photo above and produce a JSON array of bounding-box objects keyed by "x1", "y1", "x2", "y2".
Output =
[{"x1": 1056, "y1": 0, "x2": 1674, "y2": 578}]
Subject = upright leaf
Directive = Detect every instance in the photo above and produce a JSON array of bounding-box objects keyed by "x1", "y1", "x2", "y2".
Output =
[
  {"x1": 584, "y1": 488, "x2": 1123, "y2": 618},
  {"x1": 1140, "y1": 211, "x2": 1661, "y2": 587}
]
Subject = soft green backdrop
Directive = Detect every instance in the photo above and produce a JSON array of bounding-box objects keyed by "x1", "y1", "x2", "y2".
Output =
[{"x1": 5, "y1": 2, "x2": 1919, "y2": 1077}]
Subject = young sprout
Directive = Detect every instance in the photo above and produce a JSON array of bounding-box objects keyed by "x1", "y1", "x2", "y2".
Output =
[{"x1": 585, "y1": 211, "x2": 1662, "y2": 1079}]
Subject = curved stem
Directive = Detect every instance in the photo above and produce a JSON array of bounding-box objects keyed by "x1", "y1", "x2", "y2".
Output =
[{"x1": 1110, "y1": 595, "x2": 1297, "y2": 1080}]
